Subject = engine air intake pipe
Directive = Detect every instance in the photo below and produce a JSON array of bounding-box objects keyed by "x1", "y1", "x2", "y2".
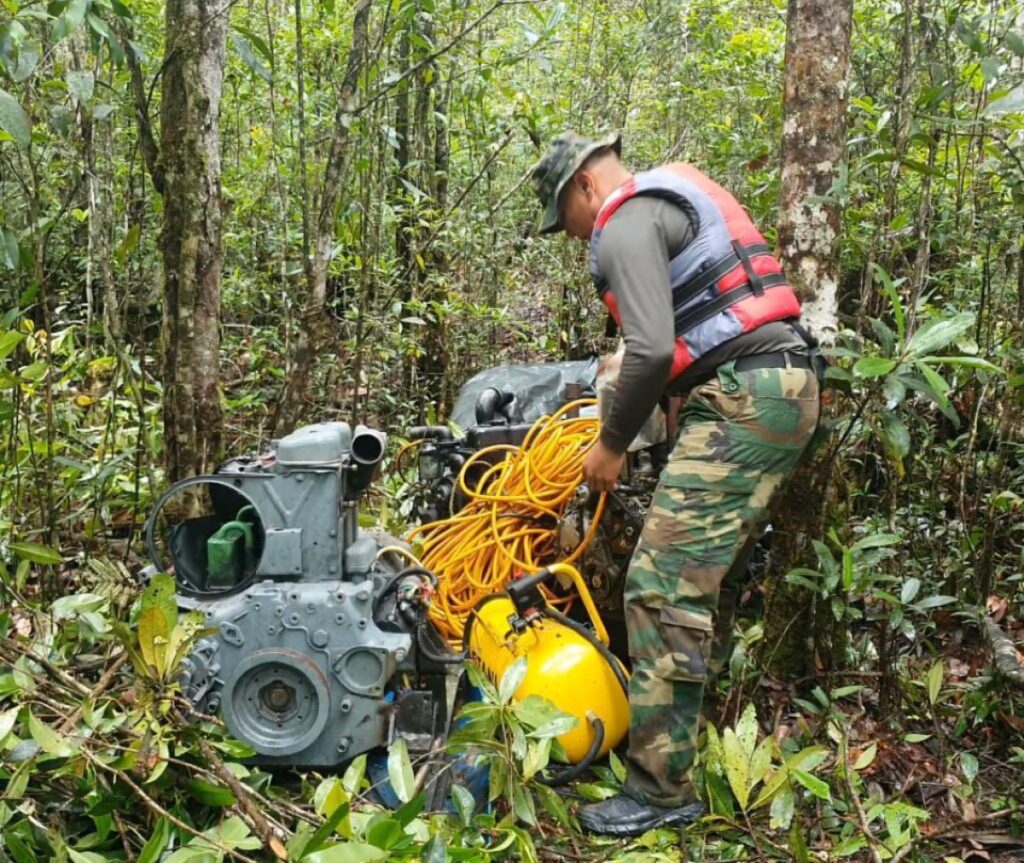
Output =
[{"x1": 347, "y1": 425, "x2": 387, "y2": 499}]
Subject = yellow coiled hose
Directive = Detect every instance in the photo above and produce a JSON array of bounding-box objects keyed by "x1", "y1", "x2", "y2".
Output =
[{"x1": 405, "y1": 400, "x2": 607, "y2": 645}]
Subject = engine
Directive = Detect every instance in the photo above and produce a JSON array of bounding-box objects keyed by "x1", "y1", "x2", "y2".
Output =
[{"x1": 145, "y1": 422, "x2": 453, "y2": 768}]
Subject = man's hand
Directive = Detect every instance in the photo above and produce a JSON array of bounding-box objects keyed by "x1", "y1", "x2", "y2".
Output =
[{"x1": 582, "y1": 439, "x2": 626, "y2": 493}]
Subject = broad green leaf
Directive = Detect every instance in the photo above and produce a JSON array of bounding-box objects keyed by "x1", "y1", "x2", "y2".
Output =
[
  {"x1": 140, "y1": 574, "x2": 177, "y2": 637},
  {"x1": 386, "y1": 737, "x2": 415, "y2": 803},
  {"x1": 28, "y1": 710, "x2": 73, "y2": 757},
  {"x1": 914, "y1": 361, "x2": 957, "y2": 421},
  {"x1": 905, "y1": 313, "x2": 975, "y2": 359},
  {"x1": 137, "y1": 818, "x2": 170, "y2": 863},
  {"x1": 722, "y1": 728, "x2": 751, "y2": 810},
  {"x1": 0, "y1": 88, "x2": 31, "y2": 149},
  {"x1": 0, "y1": 707, "x2": 19, "y2": 742},
  {"x1": 138, "y1": 605, "x2": 169, "y2": 677},
  {"x1": 9, "y1": 541, "x2": 61, "y2": 565},
  {"x1": 0, "y1": 330, "x2": 24, "y2": 358},
  {"x1": 498, "y1": 656, "x2": 528, "y2": 704},
  {"x1": 920, "y1": 355, "x2": 1001, "y2": 374},
  {"x1": 853, "y1": 742, "x2": 877, "y2": 770},
  {"x1": 927, "y1": 660, "x2": 943, "y2": 705},
  {"x1": 853, "y1": 356, "x2": 896, "y2": 378},
  {"x1": 186, "y1": 779, "x2": 236, "y2": 807},
  {"x1": 749, "y1": 735, "x2": 774, "y2": 788},
  {"x1": 67, "y1": 850, "x2": 107, "y2": 863},
  {"x1": 900, "y1": 577, "x2": 921, "y2": 604},
  {"x1": 792, "y1": 769, "x2": 831, "y2": 801},
  {"x1": 735, "y1": 703, "x2": 758, "y2": 758},
  {"x1": 880, "y1": 412, "x2": 910, "y2": 460},
  {"x1": 961, "y1": 751, "x2": 979, "y2": 783},
  {"x1": 66, "y1": 70, "x2": 94, "y2": 104},
  {"x1": 769, "y1": 783, "x2": 795, "y2": 830},
  {"x1": 449, "y1": 783, "x2": 475, "y2": 827},
  {"x1": 301, "y1": 799, "x2": 351, "y2": 859},
  {"x1": 341, "y1": 754, "x2": 366, "y2": 796},
  {"x1": 609, "y1": 748, "x2": 627, "y2": 783}
]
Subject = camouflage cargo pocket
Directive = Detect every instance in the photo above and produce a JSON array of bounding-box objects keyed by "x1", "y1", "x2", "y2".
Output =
[{"x1": 627, "y1": 601, "x2": 713, "y2": 683}]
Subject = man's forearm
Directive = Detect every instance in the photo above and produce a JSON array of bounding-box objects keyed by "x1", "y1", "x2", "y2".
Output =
[{"x1": 599, "y1": 350, "x2": 673, "y2": 453}]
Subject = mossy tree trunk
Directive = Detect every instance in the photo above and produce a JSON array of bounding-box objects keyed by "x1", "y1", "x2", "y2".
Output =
[
  {"x1": 761, "y1": 0, "x2": 853, "y2": 678},
  {"x1": 157, "y1": 0, "x2": 227, "y2": 481}
]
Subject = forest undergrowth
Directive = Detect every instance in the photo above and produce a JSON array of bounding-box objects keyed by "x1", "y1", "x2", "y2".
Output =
[{"x1": 2, "y1": 0, "x2": 1024, "y2": 858}]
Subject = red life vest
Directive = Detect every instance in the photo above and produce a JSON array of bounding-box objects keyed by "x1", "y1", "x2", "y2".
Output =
[{"x1": 589, "y1": 163, "x2": 802, "y2": 382}]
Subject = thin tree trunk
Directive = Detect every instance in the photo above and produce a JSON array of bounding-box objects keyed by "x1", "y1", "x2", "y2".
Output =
[
  {"x1": 762, "y1": 0, "x2": 853, "y2": 678},
  {"x1": 159, "y1": 0, "x2": 228, "y2": 480},
  {"x1": 274, "y1": 0, "x2": 371, "y2": 434}
]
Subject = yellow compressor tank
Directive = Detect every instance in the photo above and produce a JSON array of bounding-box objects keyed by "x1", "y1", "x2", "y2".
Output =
[{"x1": 465, "y1": 563, "x2": 629, "y2": 763}]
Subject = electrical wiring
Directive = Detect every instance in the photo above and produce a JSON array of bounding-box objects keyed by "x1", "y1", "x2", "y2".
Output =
[{"x1": 406, "y1": 400, "x2": 606, "y2": 645}]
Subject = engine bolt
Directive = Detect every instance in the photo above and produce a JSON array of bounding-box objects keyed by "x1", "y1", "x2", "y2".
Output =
[
  {"x1": 337, "y1": 737, "x2": 350, "y2": 753},
  {"x1": 356, "y1": 590, "x2": 370, "y2": 602},
  {"x1": 288, "y1": 613, "x2": 300, "y2": 625},
  {"x1": 395, "y1": 648, "x2": 407, "y2": 662},
  {"x1": 358, "y1": 618, "x2": 367, "y2": 629},
  {"x1": 311, "y1": 629, "x2": 328, "y2": 647},
  {"x1": 335, "y1": 614, "x2": 345, "y2": 625},
  {"x1": 340, "y1": 698, "x2": 352, "y2": 714},
  {"x1": 267, "y1": 625, "x2": 276, "y2": 634}
]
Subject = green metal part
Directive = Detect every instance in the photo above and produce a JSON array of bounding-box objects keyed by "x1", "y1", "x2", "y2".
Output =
[{"x1": 206, "y1": 506, "x2": 258, "y2": 589}]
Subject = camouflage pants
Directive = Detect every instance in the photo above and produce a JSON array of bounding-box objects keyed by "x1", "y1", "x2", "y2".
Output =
[{"x1": 623, "y1": 361, "x2": 820, "y2": 806}]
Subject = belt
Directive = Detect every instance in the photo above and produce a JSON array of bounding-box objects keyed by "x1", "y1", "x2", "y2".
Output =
[{"x1": 733, "y1": 351, "x2": 814, "y2": 373}]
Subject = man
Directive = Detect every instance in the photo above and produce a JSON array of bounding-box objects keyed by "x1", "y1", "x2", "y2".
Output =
[{"x1": 530, "y1": 132, "x2": 821, "y2": 836}]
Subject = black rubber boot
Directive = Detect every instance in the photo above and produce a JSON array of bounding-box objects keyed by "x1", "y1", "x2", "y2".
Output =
[{"x1": 578, "y1": 794, "x2": 705, "y2": 837}]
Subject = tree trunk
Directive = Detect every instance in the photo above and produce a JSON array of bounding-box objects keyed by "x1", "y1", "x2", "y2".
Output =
[
  {"x1": 273, "y1": 0, "x2": 371, "y2": 435},
  {"x1": 158, "y1": 0, "x2": 228, "y2": 480},
  {"x1": 761, "y1": 0, "x2": 852, "y2": 678}
]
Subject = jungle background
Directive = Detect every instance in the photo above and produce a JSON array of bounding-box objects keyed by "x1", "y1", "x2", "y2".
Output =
[{"x1": 1, "y1": 0, "x2": 1024, "y2": 858}]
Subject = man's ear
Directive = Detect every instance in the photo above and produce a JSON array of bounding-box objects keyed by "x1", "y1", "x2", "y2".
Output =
[{"x1": 575, "y1": 169, "x2": 594, "y2": 199}]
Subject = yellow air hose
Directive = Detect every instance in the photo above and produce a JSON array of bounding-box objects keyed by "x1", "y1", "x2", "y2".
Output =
[{"x1": 405, "y1": 399, "x2": 607, "y2": 645}]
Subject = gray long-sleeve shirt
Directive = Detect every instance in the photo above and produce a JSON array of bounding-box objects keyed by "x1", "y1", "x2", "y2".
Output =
[{"x1": 596, "y1": 195, "x2": 806, "y2": 453}]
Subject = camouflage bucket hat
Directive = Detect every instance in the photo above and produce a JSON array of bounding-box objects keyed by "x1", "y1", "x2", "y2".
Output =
[{"x1": 530, "y1": 131, "x2": 622, "y2": 235}]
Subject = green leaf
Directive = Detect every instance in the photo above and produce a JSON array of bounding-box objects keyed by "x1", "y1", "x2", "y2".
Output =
[
  {"x1": 735, "y1": 703, "x2": 758, "y2": 758},
  {"x1": 230, "y1": 33, "x2": 271, "y2": 81},
  {"x1": 66, "y1": 70, "x2": 94, "y2": 104},
  {"x1": 914, "y1": 361, "x2": 957, "y2": 422},
  {"x1": 304, "y1": 842, "x2": 387, "y2": 863},
  {"x1": 961, "y1": 751, "x2": 979, "y2": 783},
  {"x1": 342, "y1": 754, "x2": 366, "y2": 796},
  {"x1": 722, "y1": 728, "x2": 751, "y2": 810},
  {"x1": 769, "y1": 783, "x2": 795, "y2": 830},
  {"x1": 927, "y1": 660, "x2": 943, "y2": 705},
  {"x1": 28, "y1": 710, "x2": 73, "y2": 757},
  {"x1": 920, "y1": 355, "x2": 1001, "y2": 374},
  {"x1": 140, "y1": 574, "x2": 177, "y2": 636},
  {"x1": 138, "y1": 605, "x2": 169, "y2": 677},
  {"x1": 0, "y1": 231, "x2": 19, "y2": 272},
  {"x1": 853, "y1": 356, "x2": 896, "y2": 379},
  {"x1": 301, "y1": 800, "x2": 351, "y2": 859},
  {"x1": 137, "y1": 818, "x2": 170, "y2": 863},
  {"x1": 880, "y1": 412, "x2": 910, "y2": 460},
  {"x1": 905, "y1": 312, "x2": 975, "y2": 359},
  {"x1": 420, "y1": 836, "x2": 447, "y2": 863},
  {"x1": 0, "y1": 88, "x2": 31, "y2": 149},
  {"x1": 609, "y1": 748, "x2": 627, "y2": 783},
  {"x1": 449, "y1": 783, "x2": 475, "y2": 827},
  {"x1": 749, "y1": 735, "x2": 774, "y2": 788},
  {"x1": 0, "y1": 706, "x2": 19, "y2": 742},
  {"x1": 498, "y1": 656, "x2": 527, "y2": 704},
  {"x1": 386, "y1": 738, "x2": 415, "y2": 803},
  {"x1": 853, "y1": 742, "x2": 877, "y2": 770},
  {"x1": 792, "y1": 769, "x2": 831, "y2": 801},
  {"x1": 186, "y1": 779, "x2": 236, "y2": 807},
  {"x1": 9, "y1": 541, "x2": 61, "y2": 565},
  {"x1": 900, "y1": 577, "x2": 921, "y2": 604}
]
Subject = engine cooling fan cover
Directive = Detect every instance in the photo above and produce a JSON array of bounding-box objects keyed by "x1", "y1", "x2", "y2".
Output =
[{"x1": 222, "y1": 649, "x2": 331, "y2": 757}]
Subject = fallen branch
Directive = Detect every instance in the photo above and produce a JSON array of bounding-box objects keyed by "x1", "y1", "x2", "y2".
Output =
[{"x1": 982, "y1": 617, "x2": 1024, "y2": 688}]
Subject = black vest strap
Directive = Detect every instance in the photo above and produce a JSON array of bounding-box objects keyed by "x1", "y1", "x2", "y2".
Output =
[
  {"x1": 670, "y1": 242, "x2": 772, "y2": 312},
  {"x1": 675, "y1": 272, "x2": 787, "y2": 334}
]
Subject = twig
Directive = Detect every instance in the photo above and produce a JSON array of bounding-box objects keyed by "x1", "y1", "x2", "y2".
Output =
[
  {"x1": 175, "y1": 710, "x2": 290, "y2": 856},
  {"x1": 843, "y1": 742, "x2": 885, "y2": 863},
  {"x1": 59, "y1": 651, "x2": 130, "y2": 733},
  {"x1": 83, "y1": 751, "x2": 263, "y2": 863}
]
